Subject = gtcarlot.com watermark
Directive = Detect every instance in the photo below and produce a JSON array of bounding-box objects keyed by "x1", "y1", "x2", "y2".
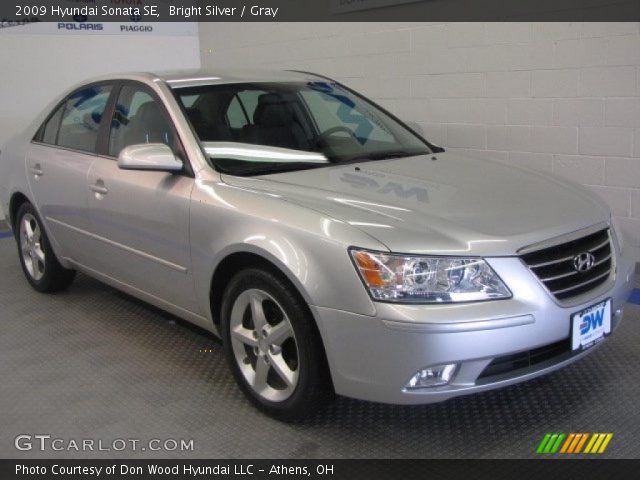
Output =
[{"x1": 15, "y1": 434, "x2": 194, "y2": 453}]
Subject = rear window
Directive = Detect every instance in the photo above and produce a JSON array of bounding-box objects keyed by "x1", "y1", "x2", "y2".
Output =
[
  {"x1": 37, "y1": 84, "x2": 112, "y2": 154},
  {"x1": 57, "y1": 85, "x2": 112, "y2": 152},
  {"x1": 40, "y1": 104, "x2": 64, "y2": 145}
]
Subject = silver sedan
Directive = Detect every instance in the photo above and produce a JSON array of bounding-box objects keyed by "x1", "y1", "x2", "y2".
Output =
[{"x1": 0, "y1": 70, "x2": 635, "y2": 420}]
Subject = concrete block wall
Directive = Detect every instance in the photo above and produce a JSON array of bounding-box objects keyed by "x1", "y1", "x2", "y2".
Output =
[{"x1": 200, "y1": 22, "x2": 640, "y2": 249}]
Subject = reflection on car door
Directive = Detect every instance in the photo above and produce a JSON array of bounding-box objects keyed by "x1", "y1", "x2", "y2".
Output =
[
  {"x1": 26, "y1": 83, "x2": 112, "y2": 266},
  {"x1": 86, "y1": 83, "x2": 199, "y2": 314}
]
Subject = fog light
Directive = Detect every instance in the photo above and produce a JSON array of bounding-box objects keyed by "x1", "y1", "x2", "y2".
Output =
[{"x1": 405, "y1": 364, "x2": 458, "y2": 390}]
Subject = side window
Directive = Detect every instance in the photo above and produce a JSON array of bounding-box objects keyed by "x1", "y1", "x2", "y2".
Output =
[
  {"x1": 226, "y1": 96, "x2": 249, "y2": 129},
  {"x1": 224, "y1": 90, "x2": 265, "y2": 129},
  {"x1": 40, "y1": 104, "x2": 64, "y2": 145},
  {"x1": 181, "y1": 94, "x2": 199, "y2": 108},
  {"x1": 109, "y1": 85, "x2": 175, "y2": 157},
  {"x1": 56, "y1": 85, "x2": 112, "y2": 152}
]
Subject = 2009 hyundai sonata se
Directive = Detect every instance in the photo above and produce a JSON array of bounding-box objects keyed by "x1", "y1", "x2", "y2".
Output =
[{"x1": 0, "y1": 70, "x2": 634, "y2": 420}]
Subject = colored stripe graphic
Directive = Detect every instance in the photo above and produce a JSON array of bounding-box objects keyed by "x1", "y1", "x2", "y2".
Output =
[
  {"x1": 598, "y1": 433, "x2": 613, "y2": 453},
  {"x1": 629, "y1": 289, "x2": 640, "y2": 306},
  {"x1": 537, "y1": 433, "x2": 565, "y2": 454},
  {"x1": 591, "y1": 434, "x2": 606, "y2": 453},
  {"x1": 551, "y1": 433, "x2": 565, "y2": 453},
  {"x1": 584, "y1": 434, "x2": 599, "y2": 453},
  {"x1": 544, "y1": 433, "x2": 558, "y2": 453},
  {"x1": 540, "y1": 433, "x2": 613, "y2": 454},
  {"x1": 536, "y1": 433, "x2": 552, "y2": 454},
  {"x1": 584, "y1": 433, "x2": 614, "y2": 454},
  {"x1": 567, "y1": 433, "x2": 585, "y2": 453},
  {"x1": 573, "y1": 433, "x2": 589, "y2": 453},
  {"x1": 559, "y1": 433, "x2": 575, "y2": 453}
]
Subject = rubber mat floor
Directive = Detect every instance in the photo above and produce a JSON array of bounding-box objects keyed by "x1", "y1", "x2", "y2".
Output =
[{"x1": 0, "y1": 236, "x2": 638, "y2": 459}]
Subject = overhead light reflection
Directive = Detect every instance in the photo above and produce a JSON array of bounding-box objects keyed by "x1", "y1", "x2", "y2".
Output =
[
  {"x1": 168, "y1": 77, "x2": 221, "y2": 84},
  {"x1": 269, "y1": 240, "x2": 288, "y2": 264},
  {"x1": 408, "y1": 239, "x2": 508, "y2": 254},
  {"x1": 244, "y1": 235, "x2": 266, "y2": 243},
  {"x1": 197, "y1": 181, "x2": 237, "y2": 210},
  {"x1": 349, "y1": 221, "x2": 394, "y2": 229},
  {"x1": 204, "y1": 142, "x2": 328, "y2": 164},
  {"x1": 334, "y1": 198, "x2": 411, "y2": 212}
]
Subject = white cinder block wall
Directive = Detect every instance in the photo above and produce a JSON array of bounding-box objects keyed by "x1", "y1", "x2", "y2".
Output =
[{"x1": 199, "y1": 22, "x2": 640, "y2": 249}]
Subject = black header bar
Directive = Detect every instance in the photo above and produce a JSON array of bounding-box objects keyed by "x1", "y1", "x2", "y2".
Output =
[
  {"x1": 3, "y1": 459, "x2": 640, "y2": 480},
  {"x1": 2, "y1": 0, "x2": 640, "y2": 23}
]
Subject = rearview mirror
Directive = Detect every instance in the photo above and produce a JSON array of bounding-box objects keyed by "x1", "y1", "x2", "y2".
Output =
[{"x1": 117, "y1": 144, "x2": 183, "y2": 172}]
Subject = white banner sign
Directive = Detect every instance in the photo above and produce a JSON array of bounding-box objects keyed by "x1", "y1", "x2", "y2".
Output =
[{"x1": 0, "y1": 21, "x2": 197, "y2": 36}]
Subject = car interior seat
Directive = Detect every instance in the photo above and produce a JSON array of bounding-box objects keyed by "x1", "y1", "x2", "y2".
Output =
[
  {"x1": 242, "y1": 93, "x2": 310, "y2": 150},
  {"x1": 123, "y1": 102, "x2": 173, "y2": 147},
  {"x1": 186, "y1": 106, "x2": 234, "y2": 142}
]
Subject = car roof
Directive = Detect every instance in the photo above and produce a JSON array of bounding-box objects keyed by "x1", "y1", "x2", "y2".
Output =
[{"x1": 88, "y1": 69, "x2": 329, "y2": 89}]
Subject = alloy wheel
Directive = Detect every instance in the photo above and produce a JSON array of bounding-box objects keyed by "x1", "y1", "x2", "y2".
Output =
[
  {"x1": 19, "y1": 213, "x2": 45, "y2": 281},
  {"x1": 229, "y1": 288, "x2": 300, "y2": 402}
]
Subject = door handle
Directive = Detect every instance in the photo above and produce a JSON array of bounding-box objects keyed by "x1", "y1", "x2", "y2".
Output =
[
  {"x1": 30, "y1": 164, "x2": 43, "y2": 177},
  {"x1": 90, "y1": 180, "x2": 109, "y2": 195}
]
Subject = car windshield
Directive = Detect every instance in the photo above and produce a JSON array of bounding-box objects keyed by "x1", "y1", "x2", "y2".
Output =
[{"x1": 173, "y1": 81, "x2": 431, "y2": 176}]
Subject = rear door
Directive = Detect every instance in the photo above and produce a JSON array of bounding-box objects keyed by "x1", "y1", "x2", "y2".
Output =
[
  {"x1": 26, "y1": 83, "x2": 113, "y2": 265},
  {"x1": 86, "y1": 82, "x2": 198, "y2": 313}
]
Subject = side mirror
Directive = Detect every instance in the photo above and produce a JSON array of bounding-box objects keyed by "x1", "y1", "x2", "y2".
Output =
[{"x1": 117, "y1": 144, "x2": 183, "y2": 172}]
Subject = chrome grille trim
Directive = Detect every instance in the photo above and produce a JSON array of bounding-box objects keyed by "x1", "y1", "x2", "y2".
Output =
[
  {"x1": 526, "y1": 238, "x2": 610, "y2": 269},
  {"x1": 551, "y1": 271, "x2": 610, "y2": 296},
  {"x1": 539, "y1": 253, "x2": 612, "y2": 282},
  {"x1": 520, "y1": 228, "x2": 613, "y2": 301}
]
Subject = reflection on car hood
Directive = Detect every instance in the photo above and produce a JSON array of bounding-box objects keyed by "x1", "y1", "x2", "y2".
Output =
[{"x1": 221, "y1": 152, "x2": 609, "y2": 256}]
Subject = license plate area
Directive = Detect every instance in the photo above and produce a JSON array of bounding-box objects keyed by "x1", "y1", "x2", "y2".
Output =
[{"x1": 571, "y1": 299, "x2": 611, "y2": 351}]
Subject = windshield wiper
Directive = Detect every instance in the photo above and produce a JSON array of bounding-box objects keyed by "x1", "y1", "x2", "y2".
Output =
[
  {"x1": 219, "y1": 162, "x2": 326, "y2": 177},
  {"x1": 343, "y1": 150, "x2": 422, "y2": 164}
]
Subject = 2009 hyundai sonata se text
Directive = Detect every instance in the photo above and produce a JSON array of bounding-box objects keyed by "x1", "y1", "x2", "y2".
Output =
[{"x1": 0, "y1": 70, "x2": 634, "y2": 420}]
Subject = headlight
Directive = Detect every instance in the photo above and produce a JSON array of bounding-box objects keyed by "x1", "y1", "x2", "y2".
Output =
[{"x1": 350, "y1": 249, "x2": 511, "y2": 303}]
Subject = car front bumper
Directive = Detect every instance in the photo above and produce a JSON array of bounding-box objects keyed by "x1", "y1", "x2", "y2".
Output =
[{"x1": 312, "y1": 248, "x2": 636, "y2": 405}]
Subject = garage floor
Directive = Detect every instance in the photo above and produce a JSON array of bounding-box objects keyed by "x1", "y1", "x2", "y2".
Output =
[{"x1": 1, "y1": 230, "x2": 639, "y2": 459}]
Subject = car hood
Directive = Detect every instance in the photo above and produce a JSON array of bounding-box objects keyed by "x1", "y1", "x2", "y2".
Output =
[{"x1": 221, "y1": 152, "x2": 610, "y2": 256}]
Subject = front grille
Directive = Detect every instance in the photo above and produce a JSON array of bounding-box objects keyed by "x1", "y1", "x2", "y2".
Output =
[
  {"x1": 520, "y1": 229, "x2": 613, "y2": 300},
  {"x1": 477, "y1": 339, "x2": 571, "y2": 380}
]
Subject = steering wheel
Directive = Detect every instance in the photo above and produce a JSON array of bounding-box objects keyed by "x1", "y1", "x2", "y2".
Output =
[{"x1": 316, "y1": 126, "x2": 356, "y2": 146}]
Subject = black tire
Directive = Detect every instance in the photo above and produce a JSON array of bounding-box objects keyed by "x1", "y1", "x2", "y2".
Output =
[
  {"x1": 15, "y1": 202, "x2": 76, "y2": 293},
  {"x1": 220, "y1": 268, "x2": 333, "y2": 421}
]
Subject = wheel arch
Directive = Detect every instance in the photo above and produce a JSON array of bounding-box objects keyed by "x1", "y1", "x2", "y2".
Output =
[
  {"x1": 8, "y1": 191, "x2": 32, "y2": 231},
  {"x1": 209, "y1": 249, "x2": 313, "y2": 328},
  {"x1": 8, "y1": 190, "x2": 71, "y2": 270},
  {"x1": 209, "y1": 249, "x2": 335, "y2": 390}
]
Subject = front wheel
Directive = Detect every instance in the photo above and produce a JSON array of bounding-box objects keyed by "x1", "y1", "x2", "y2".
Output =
[
  {"x1": 16, "y1": 202, "x2": 76, "y2": 293},
  {"x1": 220, "y1": 268, "x2": 332, "y2": 421}
]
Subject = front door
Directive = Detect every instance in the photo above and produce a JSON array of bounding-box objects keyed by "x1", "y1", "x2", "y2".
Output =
[{"x1": 86, "y1": 83, "x2": 198, "y2": 314}]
